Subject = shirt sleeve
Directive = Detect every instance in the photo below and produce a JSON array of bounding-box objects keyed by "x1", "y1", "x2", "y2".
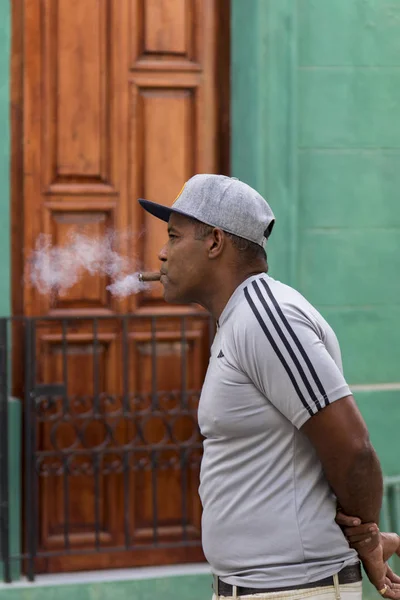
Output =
[{"x1": 235, "y1": 296, "x2": 351, "y2": 429}]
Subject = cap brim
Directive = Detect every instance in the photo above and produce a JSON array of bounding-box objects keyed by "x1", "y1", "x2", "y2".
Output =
[
  {"x1": 138, "y1": 199, "x2": 174, "y2": 222},
  {"x1": 138, "y1": 198, "x2": 193, "y2": 224}
]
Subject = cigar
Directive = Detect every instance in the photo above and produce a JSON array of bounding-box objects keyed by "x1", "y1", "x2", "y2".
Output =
[{"x1": 138, "y1": 271, "x2": 161, "y2": 282}]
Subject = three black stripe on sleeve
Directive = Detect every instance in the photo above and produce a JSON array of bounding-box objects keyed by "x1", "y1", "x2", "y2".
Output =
[{"x1": 244, "y1": 279, "x2": 330, "y2": 416}]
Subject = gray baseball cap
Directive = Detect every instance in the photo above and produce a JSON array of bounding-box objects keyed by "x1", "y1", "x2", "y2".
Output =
[{"x1": 138, "y1": 174, "x2": 275, "y2": 247}]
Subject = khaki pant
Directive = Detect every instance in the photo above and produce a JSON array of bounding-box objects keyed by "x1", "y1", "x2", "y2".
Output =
[{"x1": 211, "y1": 575, "x2": 362, "y2": 600}]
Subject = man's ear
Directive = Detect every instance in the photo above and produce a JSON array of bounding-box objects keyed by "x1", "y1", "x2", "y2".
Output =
[{"x1": 207, "y1": 228, "x2": 225, "y2": 259}]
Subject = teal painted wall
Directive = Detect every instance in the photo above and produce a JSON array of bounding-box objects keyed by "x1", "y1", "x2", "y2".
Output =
[
  {"x1": 297, "y1": 0, "x2": 400, "y2": 466},
  {"x1": 297, "y1": 0, "x2": 400, "y2": 387},
  {"x1": 232, "y1": 0, "x2": 400, "y2": 469},
  {"x1": 232, "y1": 0, "x2": 298, "y2": 286},
  {"x1": 0, "y1": 573, "x2": 212, "y2": 600},
  {"x1": 0, "y1": 0, "x2": 10, "y2": 317}
]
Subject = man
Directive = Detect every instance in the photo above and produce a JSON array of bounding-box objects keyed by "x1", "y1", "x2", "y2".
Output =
[{"x1": 139, "y1": 174, "x2": 400, "y2": 599}]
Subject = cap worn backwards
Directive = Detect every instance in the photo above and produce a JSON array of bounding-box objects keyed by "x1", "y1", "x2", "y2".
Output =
[{"x1": 138, "y1": 174, "x2": 275, "y2": 247}]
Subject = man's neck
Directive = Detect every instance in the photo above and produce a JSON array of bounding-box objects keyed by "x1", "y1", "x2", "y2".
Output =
[{"x1": 201, "y1": 268, "x2": 266, "y2": 321}]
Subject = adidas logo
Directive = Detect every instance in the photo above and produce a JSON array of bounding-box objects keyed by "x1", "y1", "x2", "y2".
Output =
[{"x1": 217, "y1": 350, "x2": 224, "y2": 358}]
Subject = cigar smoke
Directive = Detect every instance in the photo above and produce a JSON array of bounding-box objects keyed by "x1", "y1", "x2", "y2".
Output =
[
  {"x1": 26, "y1": 231, "x2": 155, "y2": 298},
  {"x1": 106, "y1": 274, "x2": 145, "y2": 297}
]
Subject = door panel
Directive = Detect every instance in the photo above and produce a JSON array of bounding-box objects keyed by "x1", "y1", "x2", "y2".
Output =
[
  {"x1": 43, "y1": 208, "x2": 114, "y2": 311},
  {"x1": 20, "y1": 0, "x2": 229, "y2": 573},
  {"x1": 131, "y1": 0, "x2": 198, "y2": 67},
  {"x1": 42, "y1": 0, "x2": 117, "y2": 191}
]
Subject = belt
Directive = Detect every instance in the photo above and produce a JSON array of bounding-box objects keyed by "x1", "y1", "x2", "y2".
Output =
[{"x1": 213, "y1": 563, "x2": 362, "y2": 597}]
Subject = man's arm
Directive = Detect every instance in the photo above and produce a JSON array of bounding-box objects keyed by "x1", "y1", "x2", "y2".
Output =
[
  {"x1": 301, "y1": 397, "x2": 400, "y2": 597},
  {"x1": 301, "y1": 394, "x2": 383, "y2": 524}
]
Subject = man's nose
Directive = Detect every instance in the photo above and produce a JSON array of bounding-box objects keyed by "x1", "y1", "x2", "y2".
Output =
[{"x1": 158, "y1": 244, "x2": 167, "y2": 262}]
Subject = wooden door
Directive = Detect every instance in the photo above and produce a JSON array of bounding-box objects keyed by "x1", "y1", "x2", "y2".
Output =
[{"x1": 14, "y1": 0, "x2": 230, "y2": 573}]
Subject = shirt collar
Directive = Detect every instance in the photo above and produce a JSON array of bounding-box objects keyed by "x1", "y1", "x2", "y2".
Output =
[{"x1": 218, "y1": 273, "x2": 267, "y2": 327}]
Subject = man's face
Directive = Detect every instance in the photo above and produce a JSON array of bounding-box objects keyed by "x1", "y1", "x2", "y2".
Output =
[{"x1": 158, "y1": 213, "x2": 210, "y2": 304}]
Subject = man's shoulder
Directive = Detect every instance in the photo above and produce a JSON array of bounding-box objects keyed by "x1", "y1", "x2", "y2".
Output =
[
  {"x1": 231, "y1": 275, "x2": 329, "y2": 344},
  {"x1": 235, "y1": 275, "x2": 314, "y2": 321}
]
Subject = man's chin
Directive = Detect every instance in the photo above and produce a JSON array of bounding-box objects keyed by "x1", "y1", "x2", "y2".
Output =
[
  {"x1": 163, "y1": 287, "x2": 189, "y2": 305},
  {"x1": 163, "y1": 290, "x2": 182, "y2": 304}
]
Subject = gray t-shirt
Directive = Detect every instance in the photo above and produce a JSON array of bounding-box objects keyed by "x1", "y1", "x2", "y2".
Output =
[{"x1": 198, "y1": 273, "x2": 358, "y2": 589}]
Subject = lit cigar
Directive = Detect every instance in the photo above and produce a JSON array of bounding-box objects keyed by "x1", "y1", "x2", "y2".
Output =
[{"x1": 138, "y1": 271, "x2": 161, "y2": 282}]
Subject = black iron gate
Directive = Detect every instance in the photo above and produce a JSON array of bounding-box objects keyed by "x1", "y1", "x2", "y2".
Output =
[{"x1": 0, "y1": 313, "x2": 213, "y2": 582}]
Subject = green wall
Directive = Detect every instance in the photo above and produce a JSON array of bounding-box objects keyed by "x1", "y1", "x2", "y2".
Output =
[
  {"x1": 232, "y1": 0, "x2": 299, "y2": 286},
  {"x1": 298, "y1": 0, "x2": 400, "y2": 471},
  {"x1": 0, "y1": 0, "x2": 10, "y2": 317},
  {"x1": 297, "y1": 0, "x2": 400, "y2": 387},
  {"x1": 232, "y1": 0, "x2": 400, "y2": 469},
  {"x1": 0, "y1": 572, "x2": 212, "y2": 600}
]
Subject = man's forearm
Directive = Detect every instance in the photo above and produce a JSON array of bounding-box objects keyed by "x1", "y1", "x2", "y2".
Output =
[
  {"x1": 331, "y1": 442, "x2": 383, "y2": 525},
  {"x1": 300, "y1": 397, "x2": 384, "y2": 526}
]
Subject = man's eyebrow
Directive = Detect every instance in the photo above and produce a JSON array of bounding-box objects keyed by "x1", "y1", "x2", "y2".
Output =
[{"x1": 167, "y1": 225, "x2": 179, "y2": 234}]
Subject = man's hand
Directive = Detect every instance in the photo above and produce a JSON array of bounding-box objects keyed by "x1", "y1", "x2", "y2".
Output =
[
  {"x1": 336, "y1": 511, "x2": 400, "y2": 598},
  {"x1": 359, "y1": 540, "x2": 400, "y2": 599},
  {"x1": 336, "y1": 511, "x2": 400, "y2": 561},
  {"x1": 336, "y1": 511, "x2": 380, "y2": 553}
]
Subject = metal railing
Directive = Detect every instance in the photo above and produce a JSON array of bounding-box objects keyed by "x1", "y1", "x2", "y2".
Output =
[{"x1": 0, "y1": 313, "x2": 214, "y2": 582}]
